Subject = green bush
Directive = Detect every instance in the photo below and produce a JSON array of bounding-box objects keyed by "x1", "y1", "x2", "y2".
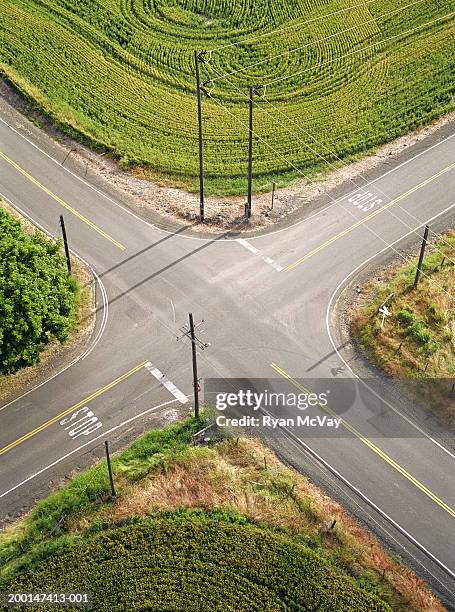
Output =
[
  {"x1": 0, "y1": 516, "x2": 390, "y2": 611},
  {"x1": 408, "y1": 322, "x2": 432, "y2": 345},
  {"x1": 397, "y1": 309, "x2": 433, "y2": 345},
  {"x1": 397, "y1": 309, "x2": 416, "y2": 326},
  {"x1": 0, "y1": 208, "x2": 77, "y2": 373}
]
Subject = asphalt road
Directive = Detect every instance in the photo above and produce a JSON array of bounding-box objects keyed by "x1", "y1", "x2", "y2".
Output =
[{"x1": 0, "y1": 108, "x2": 454, "y2": 605}]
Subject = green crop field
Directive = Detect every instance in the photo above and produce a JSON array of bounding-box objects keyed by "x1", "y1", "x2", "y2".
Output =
[
  {"x1": 0, "y1": 0, "x2": 453, "y2": 195},
  {"x1": 0, "y1": 516, "x2": 389, "y2": 611}
]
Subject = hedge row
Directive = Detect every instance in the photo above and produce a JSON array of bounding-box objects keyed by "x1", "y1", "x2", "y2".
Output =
[{"x1": 0, "y1": 207, "x2": 77, "y2": 374}]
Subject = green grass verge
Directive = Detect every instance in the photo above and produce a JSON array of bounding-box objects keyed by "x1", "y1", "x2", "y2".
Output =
[
  {"x1": 0, "y1": 417, "x2": 205, "y2": 577},
  {"x1": 1, "y1": 1, "x2": 453, "y2": 195},
  {"x1": 351, "y1": 229, "x2": 455, "y2": 423},
  {"x1": 352, "y1": 229, "x2": 455, "y2": 377}
]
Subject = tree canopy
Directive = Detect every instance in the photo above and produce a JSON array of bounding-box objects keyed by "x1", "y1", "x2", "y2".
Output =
[{"x1": 0, "y1": 207, "x2": 77, "y2": 374}]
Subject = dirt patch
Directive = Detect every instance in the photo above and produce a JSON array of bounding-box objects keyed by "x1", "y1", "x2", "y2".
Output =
[
  {"x1": 1, "y1": 78, "x2": 453, "y2": 234},
  {"x1": 0, "y1": 200, "x2": 96, "y2": 404}
]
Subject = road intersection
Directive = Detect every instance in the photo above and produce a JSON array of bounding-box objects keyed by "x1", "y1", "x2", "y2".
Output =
[{"x1": 0, "y1": 112, "x2": 454, "y2": 604}]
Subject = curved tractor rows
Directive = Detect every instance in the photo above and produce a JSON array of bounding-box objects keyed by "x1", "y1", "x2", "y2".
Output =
[{"x1": 0, "y1": 0, "x2": 453, "y2": 194}]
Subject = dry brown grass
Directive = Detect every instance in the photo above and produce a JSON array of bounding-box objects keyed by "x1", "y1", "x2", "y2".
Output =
[
  {"x1": 353, "y1": 231, "x2": 455, "y2": 376},
  {"x1": 67, "y1": 438, "x2": 445, "y2": 612},
  {"x1": 352, "y1": 229, "x2": 455, "y2": 426}
]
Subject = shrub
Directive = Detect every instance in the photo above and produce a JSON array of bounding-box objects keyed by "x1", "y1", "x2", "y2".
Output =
[
  {"x1": 397, "y1": 309, "x2": 433, "y2": 345},
  {"x1": 0, "y1": 208, "x2": 77, "y2": 373},
  {"x1": 397, "y1": 309, "x2": 416, "y2": 326}
]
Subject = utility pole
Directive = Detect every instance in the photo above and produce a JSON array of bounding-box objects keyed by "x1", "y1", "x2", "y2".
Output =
[
  {"x1": 189, "y1": 313, "x2": 199, "y2": 418},
  {"x1": 177, "y1": 314, "x2": 211, "y2": 419},
  {"x1": 246, "y1": 85, "x2": 264, "y2": 220},
  {"x1": 271, "y1": 181, "x2": 276, "y2": 210},
  {"x1": 413, "y1": 225, "x2": 430, "y2": 289},
  {"x1": 194, "y1": 51, "x2": 206, "y2": 223},
  {"x1": 59, "y1": 215, "x2": 71, "y2": 274},
  {"x1": 104, "y1": 440, "x2": 116, "y2": 497},
  {"x1": 247, "y1": 85, "x2": 254, "y2": 220}
]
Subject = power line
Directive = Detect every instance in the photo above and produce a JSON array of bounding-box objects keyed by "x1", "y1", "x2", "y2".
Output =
[
  {"x1": 205, "y1": 93, "x2": 455, "y2": 300},
  {"x1": 207, "y1": 0, "x2": 426, "y2": 85},
  {"x1": 263, "y1": 11, "x2": 454, "y2": 87},
  {"x1": 204, "y1": 61, "x2": 455, "y2": 264},
  {"x1": 210, "y1": 0, "x2": 381, "y2": 53},
  {"x1": 253, "y1": 96, "x2": 455, "y2": 259}
]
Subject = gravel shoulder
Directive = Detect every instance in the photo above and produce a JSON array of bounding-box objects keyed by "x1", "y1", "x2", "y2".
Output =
[{"x1": 1, "y1": 78, "x2": 454, "y2": 236}]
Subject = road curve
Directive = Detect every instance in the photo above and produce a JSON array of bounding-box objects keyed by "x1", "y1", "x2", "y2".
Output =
[{"x1": 0, "y1": 107, "x2": 454, "y2": 605}]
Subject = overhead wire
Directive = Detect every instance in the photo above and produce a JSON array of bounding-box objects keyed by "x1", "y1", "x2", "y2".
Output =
[
  {"x1": 204, "y1": 92, "x2": 455, "y2": 300},
  {"x1": 204, "y1": 61, "x2": 455, "y2": 262}
]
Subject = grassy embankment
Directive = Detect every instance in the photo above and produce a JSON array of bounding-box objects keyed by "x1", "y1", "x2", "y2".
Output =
[
  {"x1": 0, "y1": 417, "x2": 443, "y2": 611},
  {"x1": 352, "y1": 229, "x2": 455, "y2": 425},
  {"x1": 0, "y1": 0, "x2": 453, "y2": 195}
]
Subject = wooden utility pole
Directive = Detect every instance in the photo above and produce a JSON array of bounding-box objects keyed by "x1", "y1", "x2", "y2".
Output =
[
  {"x1": 413, "y1": 225, "x2": 429, "y2": 289},
  {"x1": 189, "y1": 313, "x2": 199, "y2": 418},
  {"x1": 194, "y1": 51, "x2": 205, "y2": 223},
  {"x1": 104, "y1": 440, "x2": 116, "y2": 497},
  {"x1": 177, "y1": 315, "x2": 210, "y2": 419},
  {"x1": 59, "y1": 215, "x2": 71, "y2": 274},
  {"x1": 247, "y1": 85, "x2": 254, "y2": 220}
]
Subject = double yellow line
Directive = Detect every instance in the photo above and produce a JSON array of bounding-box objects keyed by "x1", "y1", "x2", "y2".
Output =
[
  {"x1": 285, "y1": 163, "x2": 455, "y2": 272},
  {"x1": 271, "y1": 362, "x2": 455, "y2": 519},
  {"x1": 0, "y1": 150, "x2": 125, "y2": 251},
  {"x1": 0, "y1": 360, "x2": 147, "y2": 457}
]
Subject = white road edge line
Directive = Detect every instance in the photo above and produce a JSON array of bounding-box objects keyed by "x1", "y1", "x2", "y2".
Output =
[
  {"x1": 237, "y1": 238, "x2": 284, "y2": 271},
  {"x1": 294, "y1": 438, "x2": 455, "y2": 599},
  {"x1": 262, "y1": 406, "x2": 455, "y2": 582},
  {"x1": 246, "y1": 132, "x2": 455, "y2": 241},
  {"x1": 0, "y1": 192, "x2": 109, "y2": 414},
  {"x1": 144, "y1": 362, "x2": 188, "y2": 404},
  {"x1": 325, "y1": 200, "x2": 455, "y2": 460},
  {"x1": 0, "y1": 399, "x2": 179, "y2": 499},
  {"x1": 1, "y1": 115, "x2": 452, "y2": 243}
]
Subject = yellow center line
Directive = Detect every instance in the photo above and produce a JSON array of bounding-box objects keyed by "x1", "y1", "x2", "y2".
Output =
[
  {"x1": 0, "y1": 360, "x2": 148, "y2": 457},
  {"x1": 284, "y1": 162, "x2": 455, "y2": 272},
  {"x1": 0, "y1": 150, "x2": 126, "y2": 251},
  {"x1": 270, "y1": 362, "x2": 455, "y2": 519}
]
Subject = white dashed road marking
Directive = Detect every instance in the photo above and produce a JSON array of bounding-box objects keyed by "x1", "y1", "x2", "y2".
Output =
[
  {"x1": 144, "y1": 362, "x2": 188, "y2": 404},
  {"x1": 237, "y1": 239, "x2": 283, "y2": 271}
]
